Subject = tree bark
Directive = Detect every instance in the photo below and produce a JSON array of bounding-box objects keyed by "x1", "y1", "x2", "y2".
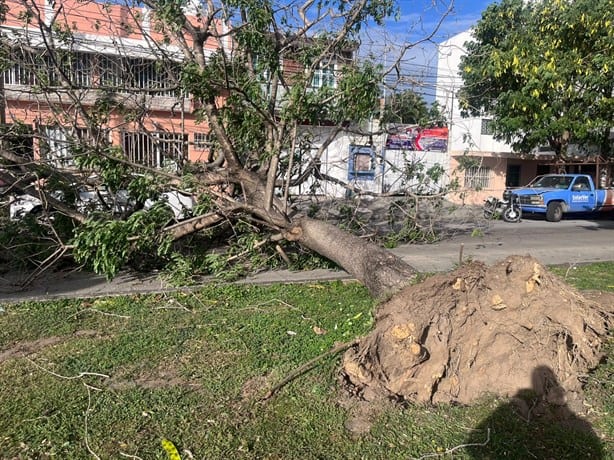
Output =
[
  {"x1": 237, "y1": 170, "x2": 415, "y2": 299},
  {"x1": 286, "y1": 217, "x2": 416, "y2": 299}
]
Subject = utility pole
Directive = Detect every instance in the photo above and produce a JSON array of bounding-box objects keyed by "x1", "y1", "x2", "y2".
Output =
[
  {"x1": 0, "y1": 30, "x2": 5, "y2": 127},
  {"x1": 0, "y1": 69, "x2": 5, "y2": 126}
]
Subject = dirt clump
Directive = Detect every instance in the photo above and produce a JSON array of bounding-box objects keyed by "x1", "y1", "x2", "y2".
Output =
[{"x1": 342, "y1": 255, "x2": 612, "y2": 405}]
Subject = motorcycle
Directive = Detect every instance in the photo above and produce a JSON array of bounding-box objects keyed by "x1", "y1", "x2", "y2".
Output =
[{"x1": 483, "y1": 189, "x2": 522, "y2": 223}]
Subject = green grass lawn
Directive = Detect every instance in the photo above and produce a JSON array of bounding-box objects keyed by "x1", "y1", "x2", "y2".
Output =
[{"x1": 0, "y1": 267, "x2": 612, "y2": 459}]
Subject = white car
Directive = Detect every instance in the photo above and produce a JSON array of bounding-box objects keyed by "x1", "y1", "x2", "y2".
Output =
[
  {"x1": 144, "y1": 190, "x2": 195, "y2": 219},
  {"x1": 9, "y1": 193, "x2": 45, "y2": 220},
  {"x1": 9, "y1": 187, "x2": 194, "y2": 221}
]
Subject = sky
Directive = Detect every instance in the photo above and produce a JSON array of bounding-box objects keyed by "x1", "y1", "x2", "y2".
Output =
[
  {"x1": 385, "y1": 0, "x2": 492, "y2": 41},
  {"x1": 364, "y1": 0, "x2": 497, "y2": 102}
]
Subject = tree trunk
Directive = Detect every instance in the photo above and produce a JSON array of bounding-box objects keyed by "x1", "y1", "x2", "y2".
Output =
[
  {"x1": 238, "y1": 171, "x2": 415, "y2": 299},
  {"x1": 286, "y1": 217, "x2": 416, "y2": 299}
]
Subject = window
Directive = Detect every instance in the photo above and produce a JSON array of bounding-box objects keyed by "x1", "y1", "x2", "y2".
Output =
[
  {"x1": 40, "y1": 126, "x2": 86, "y2": 168},
  {"x1": 464, "y1": 165, "x2": 491, "y2": 189},
  {"x1": 4, "y1": 50, "x2": 180, "y2": 96},
  {"x1": 49, "y1": 52, "x2": 93, "y2": 87},
  {"x1": 252, "y1": 55, "x2": 272, "y2": 81},
  {"x1": 348, "y1": 145, "x2": 375, "y2": 180},
  {"x1": 3, "y1": 49, "x2": 35, "y2": 85},
  {"x1": 194, "y1": 133, "x2": 211, "y2": 150},
  {"x1": 3, "y1": 49, "x2": 53, "y2": 86},
  {"x1": 122, "y1": 131, "x2": 186, "y2": 170},
  {"x1": 573, "y1": 176, "x2": 591, "y2": 190},
  {"x1": 125, "y1": 58, "x2": 180, "y2": 97},
  {"x1": 481, "y1": 118, "x2": 493, "y2": 136},
  {"x1": 6, "y1": 51, "x2": 93, "y2": 87},
  {"x1": 312, "y1": 64, "x2": 336, "y2": 88},
  {"x1": 70, "y1": 53, "x2": 92, "y2": 87},
  {"x1": 98, "y1": 55, "x2": 122, "y2": 87}
]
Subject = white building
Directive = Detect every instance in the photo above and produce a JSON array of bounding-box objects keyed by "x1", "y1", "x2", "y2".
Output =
[
  {"x1": 435, "y1": 30, "x2": 548, "y2": 204},
  {"x1": 292, "y1": 122, "x2": 449, "y2": 199}
]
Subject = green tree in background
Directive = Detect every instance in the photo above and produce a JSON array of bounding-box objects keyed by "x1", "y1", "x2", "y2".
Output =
[
  {"x1": 381, "y1": 90, "x2": 446, "y2": 127},
  {"x1": 459, "y1": 0, "x2": 614, "y2": 158}
]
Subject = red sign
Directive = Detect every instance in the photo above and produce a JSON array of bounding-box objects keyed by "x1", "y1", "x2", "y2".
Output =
[{"x1": 386, "y1": 126, "x2": 448, "y2": 151}]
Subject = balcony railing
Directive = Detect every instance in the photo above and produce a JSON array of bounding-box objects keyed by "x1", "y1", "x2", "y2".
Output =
[{"x1": 3, "y1": 50, "x2": 181, "y2": 98}]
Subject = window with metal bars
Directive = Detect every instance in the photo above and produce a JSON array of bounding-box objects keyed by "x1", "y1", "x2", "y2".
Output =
[
  {"x1": 3, "y1": 49, "x2": 179, "y2": 96},
  {"x1": 98, "y1": 55, "x2": 123, "y2": 88},
  {"x1": 193, "y1": 132, "x2": 212, "y2": 150},
  {"x1": 464, "y1": 165, "x2": 492, "y2": 189},
  {"x1": 124, "y1": 58, "x2": 179, "y2": 96},
  {"x1": 40, "y1": 126, "x2": 87, "y2": 168},
  {"x1": 3, "y1": 49, "x2": 37, "y2": 85},
  {"x1": 122, "y1": 131, "x2": 186, "y2": 170},
  {"x1": 3, "y1": 49, "x2": 92, "y2": 87},
  {"x1": 311, "y1": 63, "x2": 336, "y2": 88},
  {"x1": 481, "y1": 118, "x2": 494, "y2": 136}
]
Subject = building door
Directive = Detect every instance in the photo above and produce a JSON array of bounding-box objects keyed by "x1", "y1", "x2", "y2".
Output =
[
  {"x1": 506, "y1": 164, "x2": 521, "y2": 187},
  {"x1": 536, "y1": 164, "x2": 551, "y2": 176}
]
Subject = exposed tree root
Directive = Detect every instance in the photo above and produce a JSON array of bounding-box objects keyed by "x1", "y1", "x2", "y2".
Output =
[
  {"x1": 342, "y1": 255, "x2": 613, "y2": 405},
  {"x1": 260, "y1": 339, "x2": 359, "y2": 402}
]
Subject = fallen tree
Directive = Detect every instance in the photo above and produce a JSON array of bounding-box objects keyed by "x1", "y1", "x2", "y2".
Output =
[{"x1": 0, "y1": 0, "x2": 611, "y2": 411}]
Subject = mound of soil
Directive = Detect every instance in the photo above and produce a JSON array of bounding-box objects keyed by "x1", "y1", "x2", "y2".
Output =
[{"x1": 342, "y1": 255, "x2": 613, "y2": 405}]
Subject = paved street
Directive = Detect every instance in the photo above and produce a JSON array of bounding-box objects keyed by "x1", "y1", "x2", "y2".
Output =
[
  {"x1": 1, "y1": 214, "x2": 614, "y2": 303},
  {"x1": 396, "y1": 215, "x2": 614, "y2": 272}
]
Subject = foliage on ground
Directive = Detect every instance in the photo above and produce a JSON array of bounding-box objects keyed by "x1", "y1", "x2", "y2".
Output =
[{"x1": 0, "y1": 265, "x2": 612, "y2": 459}]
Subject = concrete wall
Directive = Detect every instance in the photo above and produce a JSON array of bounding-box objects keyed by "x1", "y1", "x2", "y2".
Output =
[{"x1": 291, "y1": 125, "x2": 449, "y2": 198}]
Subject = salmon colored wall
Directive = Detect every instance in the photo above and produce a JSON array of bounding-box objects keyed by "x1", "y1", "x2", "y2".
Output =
[
  {"x1": 448, "y1": 154, "x2": 554, "y2": 205},
  {"x1": 448, "y1": 154, "x2": 509, "y2": 206},
  {"x1": 3, "y1": 0, "x2": 220, "y2": 164},
  {"x1": 4, "y1": 0, "x2": 149, "y2": 39},
  {"x1": 6, "y1": 99, "x2": 212, "y2": 163},
  {"x1": 4, "y1": 0, "x2": 222, "y2": 48}
]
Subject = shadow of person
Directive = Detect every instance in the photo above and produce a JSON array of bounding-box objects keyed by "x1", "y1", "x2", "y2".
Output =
[{"x1": 465, "y1": 365, "x2": 605, "y2": 459}]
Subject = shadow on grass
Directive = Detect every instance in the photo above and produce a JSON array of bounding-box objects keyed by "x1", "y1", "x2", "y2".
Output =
[{"x1": 466, "y1": 365, "x2": 605, "y2": 459}]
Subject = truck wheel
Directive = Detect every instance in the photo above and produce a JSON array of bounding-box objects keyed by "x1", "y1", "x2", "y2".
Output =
[{"x1": 546, "y1": 202, "x2": 563, "y2": 222}]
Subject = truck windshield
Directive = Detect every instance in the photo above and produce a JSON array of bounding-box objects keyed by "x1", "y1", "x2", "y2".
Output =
[{"x1": 529, "y1": 176, "x2": 573, "y2": 189}]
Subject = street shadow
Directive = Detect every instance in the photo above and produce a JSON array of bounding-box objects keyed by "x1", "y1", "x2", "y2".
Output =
[
  {"x1": 520, "y1": 211, "x2": 614, "y2": 229},
  {"x1": 465, "y1": 365, "x2": 605, "y2": 459}
]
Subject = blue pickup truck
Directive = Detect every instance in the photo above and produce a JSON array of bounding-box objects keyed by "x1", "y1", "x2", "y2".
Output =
[{"x1": 513, "y1": 174, "x2": 614, "y2": 222}]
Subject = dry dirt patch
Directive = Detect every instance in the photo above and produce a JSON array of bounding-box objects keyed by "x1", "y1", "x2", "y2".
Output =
[
  {"x1": 343, "y1": 255, "x2": 613, "y2": 406},
  {"x1": 107, "y1": 368, "x2": 199, "y2": 390},
  {"x1": 0, "y1": 330, "x2": 102, "y2": 364}
]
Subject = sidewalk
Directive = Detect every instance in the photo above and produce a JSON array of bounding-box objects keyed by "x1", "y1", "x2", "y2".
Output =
[{"x1": 1, "y1": 222, "x2": 613, "y2": 303}]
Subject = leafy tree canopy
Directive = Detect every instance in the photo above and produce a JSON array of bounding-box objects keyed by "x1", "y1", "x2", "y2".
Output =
[
  {"x1": 459, "y1": 0, "x2": 614, "y2": 157},
  {"x1": 381, "y1": 90, "x2": 447, "y2": 127},
  {"x1": 0, "y1": 0, "x2": 448, "y2": 295}
]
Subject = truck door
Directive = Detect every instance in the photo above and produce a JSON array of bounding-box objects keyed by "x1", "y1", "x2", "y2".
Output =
[{"x1": 569, "y1": 176, "x2": 596, "y2": 211}]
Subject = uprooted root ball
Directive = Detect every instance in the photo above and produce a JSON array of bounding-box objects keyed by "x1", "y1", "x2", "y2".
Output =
[{"x1": 342, "y1": 255, "x2": 613, "y2": 405}]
